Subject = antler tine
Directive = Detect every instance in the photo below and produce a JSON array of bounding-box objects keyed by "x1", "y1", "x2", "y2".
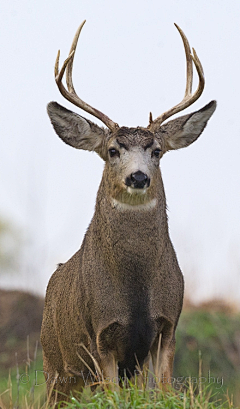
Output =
[
  {"x1": 66, "y1": 20, "x2": 86, "y2": 94},
  {"x1": 54, "y1": 21, "x2": 119, "y2": 132},
  {"x1": 148, "y1": 24, "x2": 205, "y2": 131},
  {"x1": 174, "y1": 23, "x2": 193, "y2": 98},
  {"x1": 191, "y1": 48, "x2": 205, "y2": 100}
]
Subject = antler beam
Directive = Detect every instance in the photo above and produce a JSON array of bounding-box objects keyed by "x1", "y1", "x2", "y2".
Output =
[
  {"x1": 148, "y1": 24, "x2": 205, "y2": 131},
  {"x1": 54, "y1": 20, "x2": 119, "y2": 132}
]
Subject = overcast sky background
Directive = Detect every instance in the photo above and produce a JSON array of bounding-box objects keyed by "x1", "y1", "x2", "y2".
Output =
[{"x1": 1, "y1": 0, "x2": 240, "y2": 305}]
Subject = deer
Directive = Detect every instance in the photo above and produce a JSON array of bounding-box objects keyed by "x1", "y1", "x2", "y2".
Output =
[{"x1": 41, "y1": 20, "x2": 216, "y2": 404}]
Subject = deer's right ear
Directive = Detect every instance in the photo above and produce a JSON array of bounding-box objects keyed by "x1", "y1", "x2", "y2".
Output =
[{"x1": 47, "y1": 102, "x2": 108, "y2": 160}]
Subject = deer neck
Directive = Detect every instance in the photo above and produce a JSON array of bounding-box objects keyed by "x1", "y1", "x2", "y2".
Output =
[{"x1": 91, "y1": 173, "x2": 169, "y2": 273}]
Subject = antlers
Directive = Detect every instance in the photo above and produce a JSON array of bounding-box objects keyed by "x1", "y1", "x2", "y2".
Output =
[
  {"x1": 54, "y1": 21, "x2": 205, "y2": 132},
  {"x1": 148, "y1": 24, "x2": 205, "y2": 131},
  {"x1": 54, "y1": 20, "x2": 119, "y2": 132}
]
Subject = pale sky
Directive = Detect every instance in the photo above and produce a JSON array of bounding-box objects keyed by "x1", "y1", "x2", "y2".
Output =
[{"x1": 1, "y1": 0, "x2": 240, "y2": 305}]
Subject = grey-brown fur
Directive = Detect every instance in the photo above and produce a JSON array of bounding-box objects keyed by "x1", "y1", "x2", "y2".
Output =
[{"x1": 41, "y1": 98, "x2": 216, "y2": 404}]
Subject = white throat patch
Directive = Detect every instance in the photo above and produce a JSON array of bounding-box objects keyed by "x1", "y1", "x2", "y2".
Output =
[
  {"x1": 111, "y1": 198, "x2": 157, "y2": 211},
  {"x1": 127, "y1": 187, "x2": 147, "y2": 195}
]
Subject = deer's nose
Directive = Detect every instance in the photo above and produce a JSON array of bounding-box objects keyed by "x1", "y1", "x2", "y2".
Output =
[{"x1": 126, "y1": 171, "x2": 150, "y2": 189}]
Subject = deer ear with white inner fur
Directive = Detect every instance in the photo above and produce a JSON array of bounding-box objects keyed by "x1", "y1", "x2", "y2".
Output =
[
  {"x1": 158, "y1": 100, "x2": 216, "y2": 152},
  {"x1": 47, "y1": 101, "x2": 108, "y2": 160}
]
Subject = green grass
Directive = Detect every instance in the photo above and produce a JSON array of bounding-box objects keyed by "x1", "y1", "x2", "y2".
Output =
[
  {"x1": 0, "y1": 365, "x2": 237, "y2": 409},
  {"x1": 0, "y1": 380, "x2": 236, "y2": 409},
  {"x1": 0, "y1": 351, "x2": 46, "y2": 408},
  {"x1": 174, "y1": 309, "x2": 240, "y2": 403},
  {"x1": 62, "y1": 382, "x2": 235, "y2": 409}
]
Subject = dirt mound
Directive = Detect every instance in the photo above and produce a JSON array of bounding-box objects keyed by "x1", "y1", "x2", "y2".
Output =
[{"x1": 0, "y1": 289, "x2": 44, "y2": 369}]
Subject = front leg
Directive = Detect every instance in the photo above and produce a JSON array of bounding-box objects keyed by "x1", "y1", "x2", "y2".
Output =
[
  {"x1": 150, "y1": 332, "x2": 175, "y2": 389},
  {"x1": 101, "y1": 353, "x2": 119, "y2": 390}
]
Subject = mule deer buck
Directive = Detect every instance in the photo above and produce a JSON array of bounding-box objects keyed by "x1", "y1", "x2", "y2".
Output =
[{"x1": 41, "y1": 21, "x2": 216, "y2": 403}]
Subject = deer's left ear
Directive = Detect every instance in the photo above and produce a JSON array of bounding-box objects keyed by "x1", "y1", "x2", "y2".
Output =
[{"x1": 157, "y1": 100, "x2": 216, "y2": 152}]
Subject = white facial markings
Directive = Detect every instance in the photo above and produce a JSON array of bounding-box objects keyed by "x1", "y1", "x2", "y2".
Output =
[
  {"x1": 119, "y1": 146, "x2": 153, "y2": 186},
  {"x1": 107, "y1": 136, "x2": 162, "y2": 199}
]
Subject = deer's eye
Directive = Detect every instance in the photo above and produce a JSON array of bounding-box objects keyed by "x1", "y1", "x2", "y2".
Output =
[
  {"x1": 109, "y1": 148, "x2": 120, "y2": 158},
  {"x1": 152, "y1": 148, "x2": 161, "y2": 158}
]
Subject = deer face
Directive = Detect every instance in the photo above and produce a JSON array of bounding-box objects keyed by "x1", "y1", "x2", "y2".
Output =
[{"x1": 106, "y1": 127, "x2": 163, "y2": 196}]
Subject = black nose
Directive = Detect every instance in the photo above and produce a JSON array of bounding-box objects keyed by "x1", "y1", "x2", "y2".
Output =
[{"x1": 126, "y1": 171, "x2": 150, "y2": 189}]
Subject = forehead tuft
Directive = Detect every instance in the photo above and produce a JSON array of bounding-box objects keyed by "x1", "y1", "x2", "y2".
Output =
[{"x1": 108, "y1": 127, "x2": 155, "y2": 148}]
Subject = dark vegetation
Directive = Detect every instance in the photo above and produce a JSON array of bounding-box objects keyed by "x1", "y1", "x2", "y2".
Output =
[
  {"x1": 175, "y1": 299, "x2": 240, "y2": 405},
  {"x1": 0, "y1": 289, "x2": 239, "y2": 407}
]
